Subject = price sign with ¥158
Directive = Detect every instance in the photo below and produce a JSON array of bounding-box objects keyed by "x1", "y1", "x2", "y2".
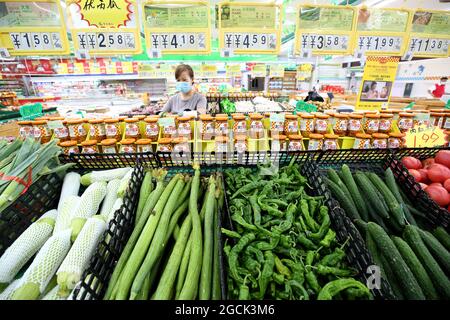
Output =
[{"x1": 405, "y1": 125, "x2": 446, "y2": 148}]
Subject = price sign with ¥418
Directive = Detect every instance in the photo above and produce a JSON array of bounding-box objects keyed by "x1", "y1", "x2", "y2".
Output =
[
  {"x1": 75, "y1": 32, "x2": 137, "y2": 51},
  {"x1": 356, "y1": 35, "x2": 403, "y2": 53},
  {"x1": 148, "y1": 32, "x2": 206, "y2": 51},
  {"x1": 223, "y1": 32, "x2": 277, "y2": 51},
  {"x1": 300, "y1": 34, "x2": 350, "y2": 52},
  {"x1": 408, "y1": 37, "x2": 449, "y2": 56}
]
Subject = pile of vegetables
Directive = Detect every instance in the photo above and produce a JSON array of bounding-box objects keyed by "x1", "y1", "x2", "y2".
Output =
[
  {"x1": 326, "y1": 165, "x2": 450, "y2": 300},
  {"x1": 0, "y1": 138, "x2": 71, "y2": 213},
  {"x1": 0, "y1": 167, "x2": 133, "y2": 300},
  {"x1": 104, "y1": 166, "x2": 223, "y2": 300},
  {"x1": 223, "y1": 162, "x2": 371, "y2": 300},
  {"x1": 402, "y1": 150, "x2": 450, "y2": 209}
]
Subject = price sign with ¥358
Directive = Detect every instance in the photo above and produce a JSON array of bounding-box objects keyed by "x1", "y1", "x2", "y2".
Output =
[{"x1": 405, "y1": 125, "x2": 446, "y2": 148}]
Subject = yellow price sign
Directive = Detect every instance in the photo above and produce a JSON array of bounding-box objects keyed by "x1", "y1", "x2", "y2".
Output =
[
  {"x1": 0, "y1": 0, "x2": 70, "y2": 56},
  {"x1": 226, "y1": 64, "x2": 241, "y2": 77},
  {"x1": 269, "y1": 65, "x2": 284, "y2": 78},
  {"x1": 405, "y1": 125, "x2": 446, "y2": 148},
  {"x1": 251, "y1": 64, "x2": 267, "y2": 78}
]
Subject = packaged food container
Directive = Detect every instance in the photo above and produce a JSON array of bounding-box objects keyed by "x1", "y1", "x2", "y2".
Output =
[
  {"x1": 388, "y1": 133, "x2": 406, "y2": 149},
  {"x1": 308, "y1": 133, "x2": 324, "y2": 151},
  {"x1": 249, "y1": 113, "x2": 264, "y2": 139},
  {"x1": 215, "y1": 136, "x2": 229, "y2": 153},
  {"x1": 173, "y1": 137, "x2": 190, "y2": 153},
  {"x1": 104, "y1": 119, "x2": 122, "y2": 140},
  {"x1": 136, "y1": 139, "x2": 153, "y2": 153},
  {"x1": 232, "y1": 114, "x2": 247, "y2": 136},
  {"x1": 284, "y1": 114, "x2": 299, "y2": 136},
  {"x1": 353, "y1": 133, "x2": 372, "y2": 149},
  {"x1": 288, "y1": 135, "x2": 303, "y2": 151},
  {"x1": 443, "y1": 113, "x2": 450, "y2": 130},
  {"x1": 177, "y1": 116, "x2": 192, "y2": 139},
  {"x1": 269, "y1": 114, "x2": 285, "y2": 136},
  {"x1": 331, "y1": 113, "x2": 348, "y2": 136},
  {"x1": 323, "y1": 134, "x2": 339, "y2": 150},
  {"x1": 431, "y1": 113, "x2": 446, "y2": 128},
  {"x1": 66, "y1": 119, "x2": 87, "y2": 143},
  {"x1": 81, "y1": 140, "x2": 98, "y2": 154},
  {"x1": 119, "y1": 138, "x2": 137, "y2": 153},
  {"x1": 157, "y1": 138, "x2": 173, "y2": 152},
  {"x1": 300, "y1": 113, "x2": 315, "y2": 138},
  {"x1": 271, "y1": 134, "x2": 287, "y2": 152},
  {"x1": 234, "y1": 135, "x2": 248, "y2": 153},
  {"x1": 59, "y1": 140, "x2": 79, "y2": 155},
  {"x1": 51, "y1": 118, "x2": 69, "y2": 142},
  {"x1": 101, "y1": 139, "x2": 118, "y2": 154},
  {"x1": 133, "y1": 115, "x2": 146, "y2": 121},
  {"x1": 89, "y1": 119, "x2": 106, "y2": 142},
  {"x1": 124, "y1": 118, "x2": 141, "y2": 139},
  {"x1": 378, "y1": 113, "x2": 393, "y2": 134},
  {"x1": 445, "y1": 130, "x2": 450, "y2": 147},
  {"x1": 143, "y1": 117, "x2": 160, "y2": 141},
  {"x1": 388, "y1": 110, "x2": 401, "y2": 120},
  {"x1": 18, "y1": 121, "x2": 33, "y2": 139},
  {"x1": 348, "y1": 114, "x2": 364, "y2": 137},
  {"x1": 398, "y1": 113, "x2": 415, "y2": 133},
  {"x1": 32, "y1": 120, "x2": 52, "y2": 144},
  {"x1": 118, "y1": 116, "x2": 128, "y2": 122},
  {"x1": 200, "y1": 114, "x2": 215, "y2": 140},
  {"x1": 363, "y1": 114, "x2": 380, "y2": 134},
  {"x1": 372, "y1": 133, "x2": 389, "y2": 149},
  {"x1": 215, "y1": 115, "x2": 229, "y2": 136},
  {"x1": 413, "y1": 112, "x2": 431, "y2": 128},
  {"x1": 314, "y1": 114, "x2": 329, "y2": 135}
]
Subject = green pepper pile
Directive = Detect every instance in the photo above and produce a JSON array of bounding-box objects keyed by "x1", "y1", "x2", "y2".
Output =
[{"x1": 222, "y1": 163, "x2": 372, "y2": 300}]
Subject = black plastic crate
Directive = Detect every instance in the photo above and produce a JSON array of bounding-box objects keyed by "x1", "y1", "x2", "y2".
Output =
[
  {"x1": 59, "y1": 153, "x2": 159, "y2": 170},
  {"x1": 0, "y1": 172, "x2": 64, "y2": 255},
  {"x1": 72, "y1": 163, "x2": 145, "y2": 300}
]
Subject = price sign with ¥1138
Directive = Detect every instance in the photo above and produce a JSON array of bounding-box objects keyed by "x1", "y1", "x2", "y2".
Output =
[
  {"x1": 405, "y1": 125, "x2": 446, "y2": 148},
  {"x1": 74, "y1": 31, "x2": 137, "y2": 51},
  {"x1": 148, "y1": 32, "x2": 207, "y2": 51},
  {"x1": 408, "y1": 37, "x2": 449, "y2": 56}
]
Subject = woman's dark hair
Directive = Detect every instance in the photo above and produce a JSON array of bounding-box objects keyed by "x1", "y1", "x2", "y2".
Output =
[
  {"x1": 175, "y1": 64, "x2": 194, "y2": 81},
  {"x1": 441, "y1": 77, "x2": 448, "y2": 81},
  {"x1": 370, "y1": 81, "x2": 377, "y2": 89}
]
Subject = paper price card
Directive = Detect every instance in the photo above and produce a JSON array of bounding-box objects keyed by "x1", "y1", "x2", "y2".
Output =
[
  {"x1": 218, "y1": 2, "x2": 282, "y2": 55},
  {"x1": 269, "y1": 65, "x2": 284, "y2": 78},
  {"x1": 143, "y1": 1, "x2": 211, "y2": 55},
  {"x1": 294, "y1": 5, "x2": 357, "y2": 56},
  {"x1": 68, "y1": 0, "x2": 142, "y2": 55},
  {"x1": 354, "y1": 7, "x2": 412, "y2": 56},
  {"x1": 0, "y1": 0, "x2": 70, "y2": 56},
  {"x1": 251, "y1": 64, "x2": 267, "y2": 78},
  {"x1": 406, "y1": 10, "x2": 449, "y2": 58},
  {"x1": 225, "y1": 64, "x2": 241, "y2": 77},
  {"x1": 405, "y1": 125, "x2": 446, "y2": 148}
]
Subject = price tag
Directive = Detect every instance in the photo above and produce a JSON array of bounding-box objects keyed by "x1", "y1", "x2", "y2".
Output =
[
  {"x1": 158, "y1": 117, "x2": 176, "y2": 128},
  {"x1": 299, "y1": 34, "x2": 351, "y2": 52},
  {"x1": 0, "y1": 48, "x2": 10, "y2": 58},
  {"x1": 148, "y1": 32, "x2": 207, "y2": 51},
  {"x1": 74, "y1": 31, "x2": 137, "y2": 51},
  {"x1": 408, "y1": 37, "x2": 449, "y2": 56},
  {"x1": 269, "y1": 65, "x2": 284, "y2": 78},
  {"x1": 222, "y1": 32, "x2": 277, "y2": 52},
  {"x1": 48, "y1": 120, "x2": 64, "y2": 130},
  {"x1": 221, "y1": 48, "x2": 234, "y2": 58},
  {"x1": 356, "y1": 35, "x2": 403, "y2": 53},
  {"x1": 20, "y1": 103, "x2": 43, "y2": 120},
  {"x1": 270, "y1": 113, "x2": 285, "y2": 123},
  {"x1": 405, "y1": 125, "x2": 446, "y2": 148},
  {"x1": 225, "y1": 64, "x2": 241, "y2": 77},
  {"x1": 251, "y1": 64, "x2": 267, "y2": 78}
]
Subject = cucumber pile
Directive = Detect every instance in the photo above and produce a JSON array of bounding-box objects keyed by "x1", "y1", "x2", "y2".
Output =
[{"x1": 326, "y1": 165, "x2": 450, "y2": 300}]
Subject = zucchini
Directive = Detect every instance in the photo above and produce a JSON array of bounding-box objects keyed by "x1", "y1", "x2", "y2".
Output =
[
  {"x1": 392, "y1": 236, "x2": 439, "y2": 300},
  {"x1": 367, "y1": 222, "x2": 425, "y2": 300},
  {"x1": 354, "y1": 173, "x2": 390, "y2": 220},
  {"x1": 340, "y1": 165, "x2": 369, "y2": 221},
  {"x1": 432, "y1": 227, "x2": 450, "y2": 251},
  {"x1": 403, "y1": 225, "x2": 450, "y2": 298},
  {"x1": 325, "y1": 178, "x2": 361, "y2": 221},
  {"x1": 367, "y1": 173, "x2": 406, "y2": 228},
  {"x1": 419, "y1": 229, "x2": 450, "y2": 275}
]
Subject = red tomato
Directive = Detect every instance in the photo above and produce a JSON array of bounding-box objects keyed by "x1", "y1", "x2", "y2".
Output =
[
  {"x1": 408, "y1": 169, "x2": 422, "y2": 182},
  {"x1": 435, "y1": 150, "x2": 450, "y2": 169},
  {"x1": 429, "y1": 182, "x2": 443, "y2": 188},
  {"x1": 427, "y1": 163, "x2": 450, "y2": 183},
  {"x1": 444, "y1": 179, "x2": 450, "y2": 192},
  {"x1": 402, "y1": 157, "x2": 422, "y2": 170},
  {"x1": 419, "y1": 183, "x2": 428, "y2": 190},
  {"x1": 425, "y1": 185, "x2": 450, "y2": 207},
  {"x1": 418, "y1": 169, "x2": 429, "y2": 183},
  {"x1": 422, "y1": 158, "x2": 435, "y2": 168}
]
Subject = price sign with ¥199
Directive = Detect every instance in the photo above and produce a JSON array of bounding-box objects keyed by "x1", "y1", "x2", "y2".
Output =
[
  {"x1": 405, "y1": 125, "x2": 446, "y2": 148},
  {"x1": 356, "y1": 35, "x2": 403, "y2": 53}
]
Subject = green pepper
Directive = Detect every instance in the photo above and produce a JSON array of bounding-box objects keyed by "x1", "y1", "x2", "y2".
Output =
[
  {"x1": 274, "y1": 255, "x2": 291, "y2": 278},
  {"x1": 275, "y1": 203, "x2": 296, "y2": 233},
  {"x1": 305, "y1": 271, "x2": 321, "y2": 294},
  {"x1": 272, "y1": 273, "x2": 285, "y2": 285},
  {"x1": 249, "y1": 192, "x2": 261, "y2": 226},
  {"x1": 287, "y1": 280, "x2": 310, "y2": 300},
  {"x1": 309, "y1": 206, "x2": 331, "y2": 241},
  {"x1": 221, "y1": 228, "x2": 241, "y2": 239},
  {"x1": 231, "y1": 181, "x2": 265, "y2": 199},
  {"x1": 298, "y1": 234, "x2": 318, "y2": 250},
  {"x1": 282, "y1": 259, "x2": 305, "y2": 284},
  {"x1": 316, "y1": 265, "x2": 356, "y2": 277},
  {"x1": 243, "y1": 256, "x2": 261, "y2": 276},
  {"x1": 319, "y1": 248, "x2": 346, "y2": 267},
  {"x1": 317, "y1": 278, "x2": 371, "y2": 300},
  {"x1": 238, "y1": 275, "x2": 251, "y2": 300},
  {"x1": 308, "y1": 199, "x2": 319, "y2": 218},
  {"x1": 346, "y1": 287, "x2": 373, "y2": 300},
  {"x1": 228, "y1": 233, "x2": 256, "y2": 283},
  {"x1": 256, "y1": 251, "x2": 275, "y2": 299},
  {"x1": 231, "y1": 213, "x2": 257, "y2": 231},
  {"x1": 319, "y1": 229, "x2": 336, "y2": 247},
  {"x1": 244, "y1": 245, "x2": 264, "y2": 264},
  {"x1": 300, "y1": 199, "x2": 320, "y2": 232},
  {"x1": 298, "y1": 216, "x2": 309, "y2": 234}
]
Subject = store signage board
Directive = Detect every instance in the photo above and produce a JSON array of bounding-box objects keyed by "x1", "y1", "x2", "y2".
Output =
[
  {"x1": 405, "y1": 125, "x2": 446, "y2": 148},
  {"x1": 218, "y1": 2, "x2": 282, "y2": 55},
  {"x1": 68, "y1": 0, "x2": 142, "y2": 55},
  {"x1": 406, "y1": 10, "x2": 449, "y2": 58},
  {"x1": 354, "y1": 7, "x2": 412, "y2": 56},
  {"x1": 143, "y1": 1, "x2": 211, "y2": 55},
  {"x1": 356, "y1": 56, "x2": 400, "y2": 111},
  {"x1": 294, "y1": 5, "x2": 357, "y2": 56},
  {"x1": 0, "y1": 0, "x2": 70, "y2": 56}
]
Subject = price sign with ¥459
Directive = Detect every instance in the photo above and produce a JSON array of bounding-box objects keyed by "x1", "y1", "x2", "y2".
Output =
[
  {"x1": 223, "y1": 32, "x2": 277, "y2": 52},
  {"x1": 405, "y1": 125, "x2": 446, "y2": 148}
]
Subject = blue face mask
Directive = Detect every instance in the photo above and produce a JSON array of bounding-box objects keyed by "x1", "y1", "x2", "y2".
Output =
[{"x1": 176, "y1": 81, "x2": 192, "y2": 93}]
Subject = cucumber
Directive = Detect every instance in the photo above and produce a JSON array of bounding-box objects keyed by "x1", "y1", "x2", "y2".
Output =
[
  {"x1": 406, "y1": 204, "x2": 427, "y2": 219},
  {"x1": 367, "y1": 173, "x2": 406, "y2": 228},
  {"x1": 432, "y1": 227, "x2": 450, "y2": 251},
  {"x1": 340, "y1": 165, "x2": 369, "y2": 221},
  {"x1": 367, "y1": 222, "x2": 425, "y2": 300},
  {"x1": 419, "y1": 229, "x2": 450, "y2": 275},
  {"x1": 379, "y1": 252, "x2": 403, "y2": 300},
  {"x1": 355, "y1": 173, "x2": 390, "y2": 220},
  {"x1": 403, "y1": 225, "x2": 450, "y2": 298},
  {"x1": 368, "y1": 209, "x2": 391, "y2": 234},
  {"x1": 392, "y1": 236, "x2": 439, "y2": 300},
  {"x1": 354, "y1": 219, "x2": 368, "y2": 236},
  {"x1": 327, "y1": 169, "x2": 356, "y2": 207},
  {"x1": 325, "y1": 178, "x2": 361, "y2": 221}
]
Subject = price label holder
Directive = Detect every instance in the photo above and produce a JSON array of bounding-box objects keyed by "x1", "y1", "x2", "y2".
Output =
[
  {"x1": 269, "y1": 65, "x2": 284, "y2": 78},
  {"x1": 143, "y1": 1, "x2": 211, "y2": 56},
  {"x1": 48, "y1": 120, "x2": 64, "y2": 130},
  {"x1": 225, "y1": 64, "x2": 241, "y2": 77},
  {"x1": 0, "y1": 0, "x2": 70, "y2": 56},
  {"x1": 406, "y1": 10, "x2": 449, "y2": 58},
  {"x1": 221, "y1": 48, "x2": 235, "y2": 58},
  {"x1": 270, "y1": 113, "x2": 285, "y2": 123},
  {"x1": 405, "y1": 125, "x2": 446, "y2": 148},
  {"x1": 158, "y1": 117, "x2": 176, "y2": 130},
  {"x1": 148, "y1": 49, "x2": 162, "y2": 59},
  {"x1": 75, "y1": 49, "x2": 90, "y2": 60},
  {"x1": 218, "y1": 2, "x2": 282, "y2": 55},
  {"x1": 68, "y1": 0, "x2": 142, "y2": 56},
  {"x1": 294, "y1": 4, "x2": 357, "y2": 56},
  {"x1": 402, "y1": 50, "x2": 414, "y2": 61},
  {"x1": 354, "y1": 7, "x2": 412, "y2": 56},
  {"x1": 0, "y1": 47, "x2": 10, "y2": 58}
]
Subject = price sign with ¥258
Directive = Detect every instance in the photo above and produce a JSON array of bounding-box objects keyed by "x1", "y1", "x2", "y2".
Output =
[
  {"x1": 74, "y1": 31, "x2": 137, "y2": 51},
  {"x1": 405, "y1": 125, "x2": 446, "y2": 148}
]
